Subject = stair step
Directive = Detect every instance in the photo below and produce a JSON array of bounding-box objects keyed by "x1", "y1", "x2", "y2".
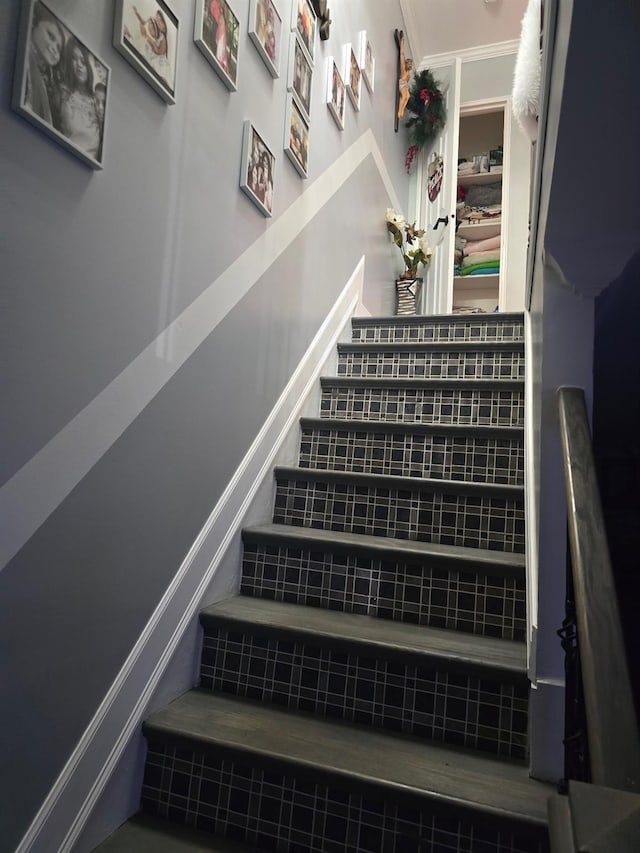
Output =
[
  {"x1": 320, "y1": 376, "x2": 524, "y2": 427},
  {"x1": 198, "y1": 597, "x2": 528, "y2": 759},
  {"x1": 241, "y1": 524, "x2": 526, "y2": 641},
  {"x1": 200, "y1": 596, "x2": 526, "y2": 673},
  {"x1": 299, "y1": 417, "x2": 524, "y2": 485},
  {"x1": 336, "y1": 341, "x2": 525, "y2": 381},
  {"x1": 351, "y1": 312, "x2": 525, "y2": 345},
  {"x1": 141, "y1": 691, "x2": 550, "y2": 851},
  {"x1": 273, "y1": 467, "x2": 525, "y2": 554},
  {"x1": 93, "y1": 813, "x2": 265, "y2": 852}
]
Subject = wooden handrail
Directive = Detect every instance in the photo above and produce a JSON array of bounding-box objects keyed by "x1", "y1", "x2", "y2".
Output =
[{"x1": 558, "y1": 386, "x2": 640, "y2": 792}]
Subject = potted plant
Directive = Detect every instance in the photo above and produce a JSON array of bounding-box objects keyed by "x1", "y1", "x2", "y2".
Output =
[{"x1": 386, "y1": 208, "x2": 433, "y2": 314}]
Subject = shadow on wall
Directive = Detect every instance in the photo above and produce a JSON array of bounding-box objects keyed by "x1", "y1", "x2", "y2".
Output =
[{"x1": 593, "y1": 246, "x2": 640, "y2": 725}]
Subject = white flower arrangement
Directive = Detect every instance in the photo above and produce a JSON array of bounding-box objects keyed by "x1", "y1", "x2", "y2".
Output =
[{"x1": 385, "y1": 208, "x2": 433, "y2": 279}]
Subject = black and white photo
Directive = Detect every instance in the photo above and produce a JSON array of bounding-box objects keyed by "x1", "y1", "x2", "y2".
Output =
[
  {"x1": 287, "y1": 33, "x2": 312, "y2": 121},
  {"x1": 240, "y1": 121, "x2": 275, "y2": 217},
  {"x1": 358, "y1": 29, "x2": 374, "y2": 93},
  {"x1": 325, "y1": 55, "x2": 345, "y2": 130},
  {"x1": 114, "y1": 0, "x2": 179, "y2": 103},
  {"x1": 12, "y1": 0, "x2": 110, "y2": 168}
]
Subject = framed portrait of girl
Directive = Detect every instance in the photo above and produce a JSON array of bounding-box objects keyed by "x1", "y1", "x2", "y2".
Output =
[
  {"x1": 194, "y1": 0, "x2": 240, "y2": 91},
  {"x1": 12, "y1": 0, "x2": 110, "y2": 169}
]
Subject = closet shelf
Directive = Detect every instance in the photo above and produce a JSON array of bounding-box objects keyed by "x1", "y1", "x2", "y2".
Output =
[
  {"x1": 457, "y1": 170, "x2": 503, "y2": 187},
  {"x1": 457, "y1": 220, "x2": 501, "y2": 240}
]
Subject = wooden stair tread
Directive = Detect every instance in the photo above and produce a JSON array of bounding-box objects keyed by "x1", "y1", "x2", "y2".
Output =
[
  {"x1": 274, "y1": 465, "x2": 524, "y2": 499},
  {"x1": 200, "y1": 596, "x2": 526, "y2": 675},
  {"x1": 144, "y1": 691, "x2": 552, "y2": 827},
  {"x1": 300, "y1": 417, "x2": 524, "y2": 438},
  {"x1": 242, "y1": 523, "x2": 526, "y2": 576},
  {"x1": 93, "y1": 813, "x2": 265, "y2": 852}
]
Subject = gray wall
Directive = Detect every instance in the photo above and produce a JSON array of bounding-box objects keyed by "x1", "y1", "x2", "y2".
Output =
[{"x1": 0, "y1": 1, "x2": 410, "y2": 849}]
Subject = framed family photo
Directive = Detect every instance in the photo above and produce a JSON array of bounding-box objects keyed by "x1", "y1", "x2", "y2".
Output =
[
  {"x1": 343, "y1": 43, "x2": 361, "y2": 111},
  {"x1": 194, "y1": 0, "x2": 240, "y2": 91},
  {"x1": 325, "y1": 56, "x2": 345, "y2": 131},
  {"x1": 284, "y1": 93, "x2": 309, "y2": 178},
  {"x1": 290, "y1": 0, "x2": 316, "y2": 66},
  {"x1": 358, "y1": 30, "x2": 374, "y2": 93},
  {"x1": 287, "y1": 33, "x2": 312, "y2": 121},
  {"x1": 12, "y1": 0, "x2": 110, "y2": 169},
  {"x1": 113, "y1": 0, "x2": 179, "y2": 104},
  {"x1": 248, "y1": 0, "x2": 282, "y2": 78},
  {"x1": 240, "y1": 121, "x2": 275, "y2": 217}
]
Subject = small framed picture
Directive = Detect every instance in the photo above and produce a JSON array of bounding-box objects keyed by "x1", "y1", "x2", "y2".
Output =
[
  {"x1": 240, "y1": 121, "x2": 275, "y2": 217},
  {"x1": 194, "y1": 0, "x2": 240, "y2": 91},
  {"x1": 248, "y1": 0, "x2": 282, "y2": 78},
  {"x1": 113, "y1": 0, "x2": 179, "y2": 104},
  {"x1": 287, "y1": 33, "x2": 312, "y2": 122},
  {"x1": 284, "y1": 93, "x2": 309, "y2": 178},
  {"x1": 343, "y1": 43, "x2": 361, "y2": 111},
  {"x1": 290, "y1": 0, "x2": 316, "y2": 66},
  {"x1": 358, "y1": 30, "x2": 374, "y2": 93},
  {"x1": 11, "y1": 0, "x2": 110, "y2": 169},
  {"x1": 325, "y1": 56, "x2": 345, "y2": 131}
]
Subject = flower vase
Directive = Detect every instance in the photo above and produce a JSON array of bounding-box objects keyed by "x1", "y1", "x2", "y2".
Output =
[{"x1": 395, "y1": 276, "x2": 423, "y2": 315}]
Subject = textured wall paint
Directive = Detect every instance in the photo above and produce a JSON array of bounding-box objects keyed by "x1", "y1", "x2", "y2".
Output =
[{"x1": 0, "y1": 0, "x2": 410, "y2": 849}]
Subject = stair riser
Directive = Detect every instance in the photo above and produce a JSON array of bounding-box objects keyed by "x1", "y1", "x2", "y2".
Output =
[
  {"x1": 320, "y1": 386, "x2": 524, "y2": 428},
  {"x1": 273, "y1": 480, "x2": 525, "y2": 554},
  {"x1": 200, "y1": 628, "x2": 528, "y2": 759},
  {"x1": 241, "y1": 542, "x2": 526, "y2": 641},
  {"x1": 141, "y1": 743, "x2": 546, "y2": 853},
  {"x1": 300, "y1": 427, "x2": 524, "y2": 486},
  {"x1": 352, "y1": 318, "x2": 525, "y2": 345},
  {"x1": 336, "y1": 350, "x2": 525, "y2": 381}
]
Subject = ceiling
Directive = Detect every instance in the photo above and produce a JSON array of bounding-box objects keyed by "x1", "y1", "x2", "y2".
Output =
[{"x1": 401, "y1": 0, "x2": 528, "y2": 61}]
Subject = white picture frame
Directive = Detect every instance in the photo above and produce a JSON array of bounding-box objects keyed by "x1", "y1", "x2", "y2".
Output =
[
  {"x1": 113, "y1": 0, "x2": 179, "y2": 104},
  {"x1": 240, "y1": 120, "x2": 275, "y2": 217},
  {"x1": 194, "y1": 0, "x2": 240, "y2": 91},
  {"x1": 325, "y1": 56, "x2": 345, "y2": 131},
  {"x1": 290, "y1": 0, "x2": 316, "y2": 66},
  {"x1": 248, "y1": 0, "x2": 282, "y2": 78},
  {"x1": 287, "y1": 33, "x2": 312, "y2": 122},
  {"x1": 358, "y1": 29, "x2": 374, "y2": 93},
  {"x1": 343, "y1": 42, "x2": 361, "y2": 111},
  {"x1": 12, "y1": 0, "x2": 110, "y2": 169},
  {"x1": 284, "y1": 92, "x2": 309, "y2": 178}
]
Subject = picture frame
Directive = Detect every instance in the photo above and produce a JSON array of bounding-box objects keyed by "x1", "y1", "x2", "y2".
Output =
[
  {"x1": 194, "y1": 0, "x2": 240, "y2": 91},
  {"x1": 343, "y1": 42, "x2": 361, "y2": 111},
  {"x1": 290, "y1": 0, "x2": 316, "y2": 66},
  {"x1": 325, "y1": 56, "x2": 345, "y2": 131},
  {"x1": 113, "y1": 0, "x2": 179, "y2": 104},
  {"x1": 11, "y1": 0, "x2": 110, "y2": 169},
  {"x1": 248, "y1": 0, "x2": 282, "y2": 78},
  {"x1": 287, "y1": 33, "x2": 312, "y2": 122},
  {"x1": 358, "y1": 29, "x2": 374, "y2": 93},
  {"x1": 284, "y1": 93, "x2": 309, "y2": 178},
  {"x1": 240, "y1": 120, "x2": 275, "y2": 217}
]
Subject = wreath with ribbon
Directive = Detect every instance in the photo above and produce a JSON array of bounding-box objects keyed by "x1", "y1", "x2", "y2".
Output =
[{"x1": 404, "y1": 69, "x2": 447, "y2": 173}]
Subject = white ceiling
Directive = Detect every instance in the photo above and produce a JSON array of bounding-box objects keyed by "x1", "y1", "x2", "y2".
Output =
[{"x1": 401, "y1": 0, "x2": 528, "y2": 61}]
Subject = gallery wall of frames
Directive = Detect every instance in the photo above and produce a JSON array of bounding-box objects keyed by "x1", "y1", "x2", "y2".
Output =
[{"x1": 13, "y1": 0, "x2": 376, "y2": 215}]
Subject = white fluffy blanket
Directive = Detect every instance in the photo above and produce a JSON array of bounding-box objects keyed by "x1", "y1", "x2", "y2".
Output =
[{"x1": 512, "y1": 0, "x2": 542, "y2": 141}]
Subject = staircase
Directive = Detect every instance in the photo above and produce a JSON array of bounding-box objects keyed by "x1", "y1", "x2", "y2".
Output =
[{"x1": 97, "y1": 312, "x2": 552, "y2": 853}]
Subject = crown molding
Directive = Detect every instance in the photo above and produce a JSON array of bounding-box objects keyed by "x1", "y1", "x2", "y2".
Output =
[{"x1": 418, "y1": 39, "x2": 519, "y2": 71}]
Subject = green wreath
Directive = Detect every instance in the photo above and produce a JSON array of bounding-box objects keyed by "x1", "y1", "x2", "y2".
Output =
[{"x1": 404, "y1": 69, "x2": 446, "y2": 173}]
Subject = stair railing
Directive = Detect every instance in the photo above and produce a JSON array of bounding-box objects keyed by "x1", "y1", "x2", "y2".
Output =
[{"x1": 557, "y1": 386, "x2": 640, "y2": 792}]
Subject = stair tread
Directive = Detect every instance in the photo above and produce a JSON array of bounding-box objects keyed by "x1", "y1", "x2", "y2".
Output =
[
  {"x1": 274, "y1": 465, "x2": 524, "y2": 498},
  {"x1": 242, "y1": 523, "x2": 526, "y2": 572},
  {"x1": 300, "y1": 417, "x2": 524, "y2": 438},
  {"x1": 93, "y1": 813, "x2": 264, "y2": 852},
  {"x1": 144, "y1": 691, "x2": 552, "y2": 826},
  {"x1": 321, "y1": 376, "x2": 523, "y2": 388},
  {"x1": 337, "y1": 341, "x2": 525, "y2": 352},
  {"x1": 201, "y1": 596, "x2": 526, "y2": 673}
]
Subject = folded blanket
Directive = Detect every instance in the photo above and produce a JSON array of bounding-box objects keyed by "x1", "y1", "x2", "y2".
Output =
[
  {"x1": 463, "y1": 234, "x2": 501, "y2": 255},
  {"x1": 461, "y1": 266, "x2": 500, "y2": 276},
  {"x1": 459, "y1": 261, "x2": 500, "y2": 276},
  {"x1": 462, "y1": 250, "x2": 501, "y2": 268}
]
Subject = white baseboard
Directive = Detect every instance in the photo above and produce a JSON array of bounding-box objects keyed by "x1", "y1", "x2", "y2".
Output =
[{"x1": 17, "y1": 260, "x2": 365, "y2": 853}]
